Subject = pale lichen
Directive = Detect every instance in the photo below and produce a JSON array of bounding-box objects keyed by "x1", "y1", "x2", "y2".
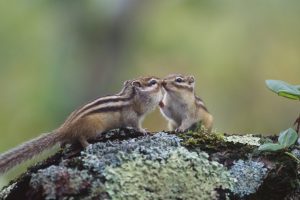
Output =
[
  {"x1": 291, "y1": 149, "x2": 300, "y2": 159},
  {"x1": 224, "y1": 134, "x2": 261, "y2": 146},
  {"x1": 103, "y1": 147, "x2": 235, "y2": 200},
  {"x1": 0, "y1": 182, "x2": 17, "y2": 199},
  {"x1": 81, "y1": 132, "x2": 181, "y2": 173},
  {"x1": 229, "y1": 159, "x2": 267, "y2": 197},
  {"x1": 30, "y1": 165, "x2": 106, "y2": 200}
]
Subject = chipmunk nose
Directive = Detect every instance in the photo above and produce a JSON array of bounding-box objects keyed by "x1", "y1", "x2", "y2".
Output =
[{"x1": 162, "y1": 80, "x2": 167, "y2": 87}]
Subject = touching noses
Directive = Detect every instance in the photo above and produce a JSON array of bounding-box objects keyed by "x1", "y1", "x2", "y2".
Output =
[{"x1": 162, "y1": 80, "x2": 167, "y2": 87}]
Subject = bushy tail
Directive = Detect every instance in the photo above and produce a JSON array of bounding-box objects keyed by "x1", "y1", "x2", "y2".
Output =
[{"x1": 0, "y1": 131, "x2": 61, "y2": 174}]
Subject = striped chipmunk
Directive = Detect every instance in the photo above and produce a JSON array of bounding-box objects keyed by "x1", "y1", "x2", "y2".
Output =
[
  {"x1": 159, "y1": 74, "x2": 213, "y2": 133},
  {"x1": 0, "y1": 76, "x2": 163, "y2": 174}
]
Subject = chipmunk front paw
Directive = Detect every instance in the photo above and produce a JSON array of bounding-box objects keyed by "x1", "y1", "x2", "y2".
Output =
[{"x1": 175, "y1": 127, "x2": 186, "y2": 133}]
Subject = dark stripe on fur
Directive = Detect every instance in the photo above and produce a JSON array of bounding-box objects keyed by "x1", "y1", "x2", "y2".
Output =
[
  {"x1": 197, "y1": 103, "x2": 208, "y2": 112},
  {"x1": 195, "y1": 96, "x2": 203, "y2": 102},
  {"x1": 68, "y1": 87, "x2": 135, "y2": 122},
  {"x1": 80, "y1": 96, "x2": 131, "y2": 113},
  {"x1": 171, "y1": 82, "x2": 193, "y2": 92},
  {"x1": 82, "y1": 89, "x2": 135, "y2": 117},
  {"x1": 83, "y1": 87, "x2": 135, "y2": 112},
  {"x1": 195, "y1": 96, "x2": 209, "y2": 112},
  {"x1": 84, "y1": 104, "x2": 131, "y2": 117}
]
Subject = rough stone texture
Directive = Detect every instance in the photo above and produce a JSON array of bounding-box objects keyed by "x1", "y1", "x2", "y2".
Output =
[
  {"x1": 1, "y1": 128, "x2": 300, "y2": 200},
  {"x1": 104, "y1": 147, "x2": 234, "y2": 200},
  {"x1": 229, "y1": 160, "x2": 268, "y2": 197},
  {"x1": 224, "y1": 135, "x2": 261, "y2": 146}
]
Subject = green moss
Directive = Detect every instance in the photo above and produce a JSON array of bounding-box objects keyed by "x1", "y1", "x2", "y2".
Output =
[
  {"x1": 178, "y1": 126, "x2": 225, "y2": 150},
  {"x1": 103, "y1": 147, "x2": 235, "y2": 200}
]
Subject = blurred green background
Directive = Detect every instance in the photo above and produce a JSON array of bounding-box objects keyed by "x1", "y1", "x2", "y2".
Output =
[{"x1": 1, "y1": 0, "x2": 300, "y2": 188}]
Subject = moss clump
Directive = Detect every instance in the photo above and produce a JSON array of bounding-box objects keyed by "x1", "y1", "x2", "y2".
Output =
[
  {"x1": 229, "y1": 160, "x2": 268, "y2": 197},
  {"x1": 178, "y1": 126, "x2": 225, "y2": 150},
  {"x1": 29, "y1": 166, "x2": 106, "y2": 200},
  {"x1": 103, "y1": 147, "x2": 235, "y2": 200}
]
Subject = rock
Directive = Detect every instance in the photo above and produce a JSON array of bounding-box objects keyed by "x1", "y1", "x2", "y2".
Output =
[{"x1": 1, "y1": 128, "x2": 299, "y2": 200}]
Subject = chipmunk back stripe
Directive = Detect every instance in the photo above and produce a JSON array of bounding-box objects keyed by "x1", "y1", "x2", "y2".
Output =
[
  {"x1": 196, "y1": 103, "x2": 208, "y2": 112},
  {"x1": 72, "y1": 89, "x2": 135, "y2": 120},
  {"x1": 83, "y1": 87, "x2": 135, "y2": 112},
  {"x1": 73, "y1": 101, "x2": 131, "y2": 120},
  {"x1": 86, "y1": 100, "x2": 131, "y2": 113},
  {"x1": 68, "y1": 88, "x2": 136, "y2": 122},
  {"x1": 80, "y1": 96, "x2": 131, "y2": 113},
  {"x1": 195, "y1": 96, "x2": 208, "y2": 112},
  {"x1": 85, "y1": 104, "x2": 132, "y2": 116},
  {"x1": 195, "y1": 96, "x2": 204, "y2": 103}
]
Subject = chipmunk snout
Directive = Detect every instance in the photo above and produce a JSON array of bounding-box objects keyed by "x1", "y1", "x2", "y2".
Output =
[{"x1": 162, "y1": 80, "x2": 167, "y2": 87}]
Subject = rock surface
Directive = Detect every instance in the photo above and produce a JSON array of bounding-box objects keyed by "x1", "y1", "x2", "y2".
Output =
[{"x1": 0, "y1": 128, "x2": 299, "y2": 200}]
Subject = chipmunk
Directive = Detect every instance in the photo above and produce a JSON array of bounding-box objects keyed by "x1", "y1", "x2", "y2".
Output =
[
  {"x1": 159, "y1": 74, "x2": 213, "y2": 132},
  {"x1": 0, "y1": 76, "x2": 163, "y2": 174}
]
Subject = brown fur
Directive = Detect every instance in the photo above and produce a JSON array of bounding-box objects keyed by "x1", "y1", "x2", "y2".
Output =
[
  {"x1": 0, "y1": 131, "x2": 61, "y2": 174},
  {"x1": 0, "y1": 76, "x2": 163, "y2": 174},
  {"x1": 160, "y1": 74, "x2": 213, "y2": 132}
]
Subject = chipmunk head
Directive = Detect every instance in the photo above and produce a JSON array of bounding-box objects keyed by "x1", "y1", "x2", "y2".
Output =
[
  {"x1": 162, "y1": 74, "x2": 195, "y2": 96},
  {"x1": 129, "y1": 76, "x2": 164, "y2": 113}
]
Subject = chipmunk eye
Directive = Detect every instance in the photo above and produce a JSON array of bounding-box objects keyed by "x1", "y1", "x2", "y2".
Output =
[
  {"x1": 175, "y1": 77, "x2": 183, "y2": 83},
  {"x1": 149, "y1": 79, "x2": 157, "y2": 86}
]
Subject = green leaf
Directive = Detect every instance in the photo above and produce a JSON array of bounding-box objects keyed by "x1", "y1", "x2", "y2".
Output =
[
  {"x1": 278, "y1": 128, "x2": 298, "y2": 148},
  {"x1": 265, "y1": 80, "x2": 300, "y2": 100},
  {"x1": 258, "y1": 143, "x2": 284, "y2": 152}
]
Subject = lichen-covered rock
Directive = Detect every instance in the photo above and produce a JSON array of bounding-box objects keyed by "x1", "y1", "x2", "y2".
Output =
[
  {"x1": 229, "y1": 160, "x2": 268, "y2": 197},
  {"x1": 224, "y1": 135, "x2": 261, "y2": 146},
  {"x1": 81, "y1": 132, "x2": 181, "y2": 173},
  {"x1": 29, "y1": 165, "x2": 106, "y2": 200},
  {"x1": 103, "y1": 147, "x2": 235, "y2": 200},
  {"x1": 1, "y1": 130, "x2": 299, "y2": 200},
  {"x1": 291, "y1": 149, "x2": 300, "y2": 159},
  {"x1": 0, "y1": 183, "x2": 16, "y2": 200},
  {"x1": 81, "y1": 132, "x2": 234, "y2": 199}
]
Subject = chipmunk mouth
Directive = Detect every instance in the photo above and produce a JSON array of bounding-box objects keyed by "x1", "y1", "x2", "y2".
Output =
[
  {"x1": 159, "y1": 101, "x2": 164, "y2": 108},
  {"x1": 161, "y1": 81, "x2": 170, "y2": 91}
]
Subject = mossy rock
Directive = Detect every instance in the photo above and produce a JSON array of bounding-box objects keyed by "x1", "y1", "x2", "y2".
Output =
[{"x1": 0, "y1": 128, "x2": 299, "y2": 200}]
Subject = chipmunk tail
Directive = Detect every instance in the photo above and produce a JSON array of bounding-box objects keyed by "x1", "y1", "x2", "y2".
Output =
[{"x1": 0, "y1": 131, "x2": 61, "y2": 174}]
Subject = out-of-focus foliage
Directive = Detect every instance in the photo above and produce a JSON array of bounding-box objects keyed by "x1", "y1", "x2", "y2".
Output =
[
  {"x1": 266, "y1": 80, "x2": 300, "y2": 100},
  {"x1": 1, "y1": 0, "x2": 300, "y2": 187},
  {"x1": 258, "y1": 128, "x2": 298, "y2": 152}
]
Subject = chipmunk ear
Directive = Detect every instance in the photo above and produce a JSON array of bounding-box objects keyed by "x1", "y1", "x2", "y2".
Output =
[
  {"x1": 188, "y1": 76, "x2": 195, "y2": 84},
  {"x1": 123, "y1": 80, "x2": 131, "y2": 86},
  {"x1": 132, "y1": 80, "x2": 142, "y2": 87}
]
